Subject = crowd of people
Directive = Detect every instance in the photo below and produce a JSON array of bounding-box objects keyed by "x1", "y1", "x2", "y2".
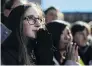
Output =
[{"x1": 1, "y1": 0, "x2": 92, "y2": 65}]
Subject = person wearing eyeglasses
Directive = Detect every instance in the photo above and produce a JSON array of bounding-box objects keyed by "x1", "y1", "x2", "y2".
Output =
[{"x1": 1, "y1": 2, "x2": 53, "y2": 65}]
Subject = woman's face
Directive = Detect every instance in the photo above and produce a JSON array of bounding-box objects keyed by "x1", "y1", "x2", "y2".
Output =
[
  {"x1": 23, "y1": 6, "x2": 43, "y2": 39},
  {"x1": 74, "y1": 28, "x2": 88, "y2": 47},
  {"x1": 59, "y1": 27, "x2": 73, "y2": 50}
]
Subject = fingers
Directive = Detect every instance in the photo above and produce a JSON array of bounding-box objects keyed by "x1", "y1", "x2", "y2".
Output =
[
  {"x1": 72, "y1": 43, "x2": 78, "y2": 56},
  {"x1": 66, "y1": 43, "x2": 78, "y2": 61},
  {"x1": 66, "y1": 43, "x2": 73, "y2": 60},
  {"x1": 75, "y1": 46, "x2": 78, "y2": 55},
  {"x1": 72, "y1": 43, "x2": 79, "y2": 61},
  {"x1": 75, "y1": 46, "x2": 79, "y2": 62},
  {"x1": 66, "y1": 42, "x2": 72, "y2": 53}
]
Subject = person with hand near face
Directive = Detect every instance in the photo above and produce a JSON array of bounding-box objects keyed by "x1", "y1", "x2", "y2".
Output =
[
  {"x1": 71, "y1": 21, "x2": 92, "y2": 65},
  {"x1": 46, "y1": 20, "x2": 79, "y2": 65}
]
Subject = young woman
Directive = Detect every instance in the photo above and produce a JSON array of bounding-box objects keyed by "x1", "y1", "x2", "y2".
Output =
[
  {"x1": 71, "y1": 21, "x2": 92, "y2": 65},
  {"x1": 46, "y1": 20, "x2": 79, "y2": 65},
  {"x1": 1, "y1": 2, "x2": 53, "y2": 65}
]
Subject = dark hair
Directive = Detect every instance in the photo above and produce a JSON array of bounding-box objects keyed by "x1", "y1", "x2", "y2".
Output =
[
  {"x1": 46, "y1": 20, "x2": 70, "y2": 50},
  {"x1": 3, "y1": 0, "x2": 14, "y2": 10},
  {"x1": 46, "y1": 20, "x2": 70, "y2": 64},
  {"x1": 7, "y1": 2, "x2": 45, "y2": 64},
  {"x1": 44, "y1": 6, "x2": 57, "y2": 15},
  {"x1": 6, "y1": 5, "x2": 34, "y2": 65},
  {"x1": 71, "y1": 21, "x2": 90, "y2": 36}
]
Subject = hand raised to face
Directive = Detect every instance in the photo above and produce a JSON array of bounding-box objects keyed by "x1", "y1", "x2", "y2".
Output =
[{"x1": 66, "y1": 43, "x2": 79, "y2": 62}]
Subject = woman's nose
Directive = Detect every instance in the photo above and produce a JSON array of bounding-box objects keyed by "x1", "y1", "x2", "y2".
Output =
[
  {"x1": 35, "y1": 20, "x2": 41, "y2": 27},
  {"x1": 67, "y1": 34, "x2": 72, "y2": 41}
]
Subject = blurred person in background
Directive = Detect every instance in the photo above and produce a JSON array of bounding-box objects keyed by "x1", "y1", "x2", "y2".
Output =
[
  {"x1": 71, "y1": 21, "x2": 92, "y2": 65},
  {"x1": 46, "y1": 20, "x2": 79, "y2": 65},
  {"x1": 1, "y1": 0, "x2": 28, "y2": 45},
  {"x1": 44, "y1": 6, "x2": 64, "y2": 24},
  {"x1": 1, "y1": 0, "x2": 28, "y2": 26}
]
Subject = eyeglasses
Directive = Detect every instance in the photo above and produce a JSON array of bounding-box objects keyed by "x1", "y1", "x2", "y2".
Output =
[{"x1": 23, "y1": 15, "x2": 42, "y2": 25}]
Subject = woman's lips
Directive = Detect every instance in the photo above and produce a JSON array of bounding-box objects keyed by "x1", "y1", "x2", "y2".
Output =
[{"x1": 32, "y1": 30, "x2": 37, "y2": 33}]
